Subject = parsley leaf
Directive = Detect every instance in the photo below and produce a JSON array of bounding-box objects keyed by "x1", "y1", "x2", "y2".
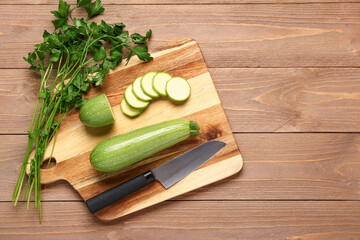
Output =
[
  {"x1": 75, "y1": 98, "x2": 89, "y2": 108},
  {"x1": 58, "y1": 0, "x2": 70, "y2": 18},
  {"x1": 110, "y1": 49, "x2": 122, "y2": 61},
  {"x1": 93, "y1": 46, "x2": 106, "y2": 61},
  {"x1": 51, "y1": 11, "x2": 63, "y2": 19},
  {"x1": 38, "y1": 88, "x2": 51, "y2": 99},
  {"x1": 74, "y1": 18, "x2": 90, "y2": 36},
  {"x1": 107, "y1": 58, "x2": 118, "y2": 69},
  {"x1": 76, "y1": 0, "x2": 92, "y2": 7},
  {"x1": 51, "y1": 0, "x2": 70, "y2": 29},
  {"x1": 85, "y1": 0, "x2": 104, "y2": 19},
  {"x1": 132, "y1": 46, "x2": 153, "y2": 61},
  {"x1": 125, "y1": 49, "x2": 133, "y2": 65},
  {"x1": 131, "y1": 29, "x2": 152, "y2": 44},
  {"x1": 43, "y1": 30, "x2": 51, "y2": 41},
  {"x1": 50, "y1": 48, "x2": 61, "y2": 62},
  {"x1": 52, "y1": 18, "x2": 68, "y2": 30},
  {"x1": 146, "y1": 29, "x2": 152, "y2": 39}
]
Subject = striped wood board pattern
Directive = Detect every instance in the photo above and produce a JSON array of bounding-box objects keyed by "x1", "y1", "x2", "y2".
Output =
[{"x1": 27, "y1": 38, "x2": 243, "y2": 221}]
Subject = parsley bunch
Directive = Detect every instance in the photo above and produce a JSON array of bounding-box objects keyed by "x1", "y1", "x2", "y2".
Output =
[{"x1": 13, "y1": 0, "x2": 152, "y2": 222}]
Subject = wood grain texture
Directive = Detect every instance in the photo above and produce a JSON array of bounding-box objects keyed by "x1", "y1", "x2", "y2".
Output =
[
  {"x1": 2, "y1": 0, "x2": 360, "y2": 4},
  {"x1": 192, "y1": 133, "x2": 360, "y2": 200},
  {"x1": 0, "y1": 70, "x2": 39, "y2": 134},
  {"x1": 1, "y1": 201, "x2": 359, "y2": 239},
  {"x1": 0, "y1": 135, "x2": 82, "y2": 202},
  {"x1": 3, "y1": 133, "x2": 359, "y2": 201},
  {"x1": 213, "y1": 68, "x2": 360, "y2": 132},
  {"x1": 1, "y1": 4, "x2": 360, "y2": 68},
  {"x1": 2, "y1": 68, "x2": 360, "y2": 134}
]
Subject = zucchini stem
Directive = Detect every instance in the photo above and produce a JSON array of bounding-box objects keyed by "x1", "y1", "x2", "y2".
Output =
[{"x1": 189, "y1": 121, "x2": 202, "y2": 136}]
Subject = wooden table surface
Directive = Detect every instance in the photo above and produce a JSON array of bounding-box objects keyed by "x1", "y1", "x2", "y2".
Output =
[{"x1": 1, "y1": 1, "x2": 360, "y2": 239}]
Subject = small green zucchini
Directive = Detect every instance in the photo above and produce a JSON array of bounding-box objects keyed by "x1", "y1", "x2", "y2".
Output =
[
  {"x1": 90, "y1": 119, "x2": 201, "y2": 172},
  {"x1": 79, "y1": 93, "x2": 115, "y2": 127}
]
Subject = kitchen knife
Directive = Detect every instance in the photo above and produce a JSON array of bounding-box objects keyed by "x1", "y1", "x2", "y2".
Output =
[{"x1": 86, "y1": 140, "x2": 226, "y2": 214}]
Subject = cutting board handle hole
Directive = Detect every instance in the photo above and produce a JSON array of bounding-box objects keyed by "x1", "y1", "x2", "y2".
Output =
[{"x1": 41, "y1": 158, "x2": 56, "y2": 170}]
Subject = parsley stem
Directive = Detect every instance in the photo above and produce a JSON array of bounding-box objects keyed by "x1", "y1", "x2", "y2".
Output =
[
  {"x1": 27, "y1": 179, "x2": 34, "y2": 210},
  {"x1": 69, "y1": 6, "x2": 79, "y2": 22},
  {"x1": 14, "y1": 0, "x2": 152, "y2": 222}
]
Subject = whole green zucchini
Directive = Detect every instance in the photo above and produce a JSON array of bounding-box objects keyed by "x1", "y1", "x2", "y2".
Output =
[{"x1": 90, "y1": 119, "x2": 201, "y2": 172}]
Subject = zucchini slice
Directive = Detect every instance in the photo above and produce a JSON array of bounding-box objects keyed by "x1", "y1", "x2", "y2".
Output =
[
  {"x1": 133, "y1": 76, "x2": 152, "y2": 102},
  {"x1": 79, "y1": 93, "x2": 115, "y2": 127},
  {"x1": 124, "y1": 84, "x2": 150, "y2": 109},
  {"x1": 152, "y1": 72, "x2": 172, "y2": 96},
  {"x1": 166, "y1": 77, "x2": 191, "y2": 102},
  {"x1": 141, "y1": 72, "x2": 159, "y2": 98},
  {"x1": 120, "y1": 98, "x2": 143, "y2": 117}
]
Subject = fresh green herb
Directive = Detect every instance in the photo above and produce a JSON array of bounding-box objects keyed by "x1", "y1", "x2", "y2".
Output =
[
  {"x1": 85, "y1": 0, "x2": 105, "y2": 19},
  {"x1": 13, "y1": 0, "x2": 152, "y2": 222}
]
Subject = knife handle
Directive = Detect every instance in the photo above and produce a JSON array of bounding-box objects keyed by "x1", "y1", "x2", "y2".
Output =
[{"x1": 86, "y1": 171, "x2": 155, "y2": 214}]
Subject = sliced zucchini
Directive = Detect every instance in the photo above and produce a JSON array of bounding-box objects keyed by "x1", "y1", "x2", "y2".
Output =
[
  {"x1": 141, "y1": 72, "x2": 159, "y2": 98},
  {"x1": 152, "y1": 72, "x2": 172, "y2": 96},
  {"x1": 166, "y1": 77, "x2": 191, "y2": 102},
  {"x1": 133, "y1": 76, "x2": 152, "y2": 102},
  {"x1": 124, "y1": 84, "x2": 150, "y2": 109},
  {"x1": 79, "y1": 93, "x2": 115, "y2": 127},
  {"x1": 120, "y1": 98, "x2": 143, "y2": 117}
]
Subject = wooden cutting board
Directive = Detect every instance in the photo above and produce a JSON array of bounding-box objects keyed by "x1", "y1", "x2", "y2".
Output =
[{"x1": 27, "y1": 38, "x2": 243, "y2": 221}]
